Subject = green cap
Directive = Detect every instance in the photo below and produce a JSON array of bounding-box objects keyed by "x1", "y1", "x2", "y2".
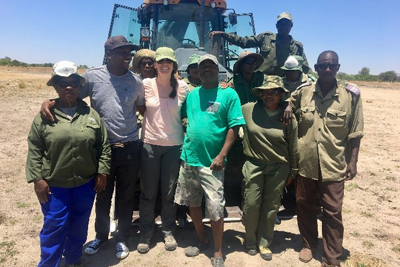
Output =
[
  {"x1": 155, "y1": 47, "x2": 177, "y2": 62},
  {"x1": 281, "y1": 55, "x2": 303, "y2": 71},
  {"x1": 186, "y1": 54, "x2": 201, "y2": 71},
  {"x1": 253, "y1": 75, "x2": 288, "y2": 93},
  {"x1": 277, "y1": 12, "x2": 292, "y2": 22}
]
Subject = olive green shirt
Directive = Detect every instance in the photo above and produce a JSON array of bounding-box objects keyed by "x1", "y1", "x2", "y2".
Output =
[
  {"x1": 223, "y1": 32, "x2": 308, "y2": 77},
  {"x1": 26, "y1": 99, "x2": 111, "y2": 188},
  {"x1": 182, "y1": 76, "x2": 200, "y2": 91},
  {"x1": 290, "y1": 81, "x2": 364, "y2": 181},
  {"x1": 242, "y1": 102, "x2": 298, "y2": 176},
  {"x1": 233, "y1": 71, "x2": 265, "y2": 105}
]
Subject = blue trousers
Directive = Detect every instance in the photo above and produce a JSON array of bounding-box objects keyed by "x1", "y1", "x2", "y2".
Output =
[{"x1": 38, "y1": 179, "x2": 95, "y2": 267}]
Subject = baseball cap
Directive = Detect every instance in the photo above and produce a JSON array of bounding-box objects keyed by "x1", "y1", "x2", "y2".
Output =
[
  {"x1": 105, "y1": 35, "x2": 140, "y2": 52},
  {"x1": 187, "y1": 54, "x2": 201, "y2": 68},
  {"x1": 281, "y1": 55, "x2": 303, "y2": 71},
  {"x1": 198, "y1": 54, "x2": 218, "y2": 65},
  {"x1": 277, "y1": 12, "x2": 293, "y2": 22},
  {"x1": 233, "y1": 51, "x2": 264, "y2": 74},
  {"x1": 253, "y1": 75, "x2": 288, "y2": 93},
  {"x1": 155, "y1": 47, "x2": 177, "y2": 62},
  {"x1": 46, "y1": 61, "x2": 85, "y2": 86}
]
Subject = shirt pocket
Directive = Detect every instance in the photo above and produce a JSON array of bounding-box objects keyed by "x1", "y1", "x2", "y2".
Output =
[
  {"x1": 83, "y1": 123, "x2": 100, "y2": 141},
  {"x1": 300, "y1": 106, "x2": 315, "y2": 124},
  {"x1": 260, "y1": 44, "x2": 272, "y2": 63},
  {"x1": 325, "y1": 108, "x2": 347, "y2": 128}
]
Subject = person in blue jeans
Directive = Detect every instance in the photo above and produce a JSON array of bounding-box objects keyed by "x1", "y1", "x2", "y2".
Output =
[{"x1": 26, "y1": 61, "x2": 111, "y2": 267}]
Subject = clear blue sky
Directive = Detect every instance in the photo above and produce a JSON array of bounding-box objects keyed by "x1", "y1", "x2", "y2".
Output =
[{"x1": 1, "y1": 0, "x2": 399, "y2": 75}]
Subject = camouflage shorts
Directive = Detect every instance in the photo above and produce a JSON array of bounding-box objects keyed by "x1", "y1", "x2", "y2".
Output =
[{"x1": 174, "y1": 161, "x2": 225, "y2": 221}]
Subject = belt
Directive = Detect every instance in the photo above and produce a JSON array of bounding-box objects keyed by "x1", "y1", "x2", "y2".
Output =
[{"x1": 112, "y1": 140, "x2": 136, "y2": 148}]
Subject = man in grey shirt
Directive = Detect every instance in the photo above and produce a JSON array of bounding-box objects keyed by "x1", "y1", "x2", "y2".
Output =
[{"x1": 41, "y1": 36, "x2": 144, "y2": 260}]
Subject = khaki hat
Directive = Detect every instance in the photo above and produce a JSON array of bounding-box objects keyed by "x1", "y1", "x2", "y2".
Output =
[
  {"x1": 277, "y1": 12, "x2": 292, "y2": 22},
  {"x1": 46, "y1": 61, "x2": 85, "y2": 86},
  {"x1": 131, "y1": 49, "x2": 156, "y2": 73},
  {"x1": 198, "y1": 54, "x2": 218, "y2": 65},
  {"x1": 105, "y1": 35, "x2": 140, "y2": 51},
  {"x1": 281, "y1": 55, "x2": 303, "y2": 71},
  {"x1": 252, "y1": 75, "x2": 288, "y2": 94},
  {"x1": 186, "y1": 54, "x2": 201, "y2": 71},
  {"x1": 233, "y1": 51, "x2": 264, "y2": 74},
  {"x1": 155, "y1": 47, "x2": 177, "y2": 62}
]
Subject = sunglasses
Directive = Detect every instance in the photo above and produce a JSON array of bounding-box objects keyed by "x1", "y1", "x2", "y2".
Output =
[
  {"x1": 315, "y1": 63, "x2": 339, "y2": 70},
  {"x1": 258, "y1": 90, "x2": 281, "y2": 96},
  {"x1": 157, "y1": 59, "x2": 174, "y2": 64},
  {"x1": 56, "y1": 81, "x2": 79, "y2": 88},
  {"x1": 140, "y1": 61, "x2": 154, "y2": 67}
]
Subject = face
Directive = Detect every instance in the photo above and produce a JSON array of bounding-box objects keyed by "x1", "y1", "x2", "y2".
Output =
[
  {"x1": 139, "y1": 57, "x2": 155, "y2": 78},
  {"x1": 187, "y1": 64, "x2": 199, "y2": 79},
  {"x1": 258, "y1": 89, "x2": 283, "y2": 110},
  {"x1": 155, "y1": 58, "x2": 174, "y2": 76},
  {"x1": 198, "y1": 60, "x2": 219, "y2": 84},
  {"x1": 276, "y1": 19, "x2": 293, "y2": 36},
  {"x1": 107, "y1": 47, "x2": 133, "y2": 71},
  {"x1": 285, "y1": 70, "x2": 301, "y2": 82},
  {"x1": 54, "y1": 76, "x2": 80, "y2": 105},
  {"x1": 240, "y1": 56, "x2": 257, "y2": 74},
  {"x1": 314, "y1": 52, "x2": 340, "y2": 82}
]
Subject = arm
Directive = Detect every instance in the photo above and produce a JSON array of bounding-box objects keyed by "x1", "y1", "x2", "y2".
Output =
[
  {"x1": 285, "y1": 118, "x2": 299, "y2": 186},
  {"x1": 40, "y1": 99, "x2": 56, "y2": 122},
  {"x1": 136, "y1": 105, "x2": 146, "y2": 116},
  {"x1": 210, "y1": 126, "x2": 239, "y2": 171},
  {"x1": 344, "y1": 138, "x2": 361, "y2": 180},
  {"x1": 210, "y1": 31, "x2": 265, "y2": 49},
  {"x1": 94, "y1": 117, "x2": 111, "y2": 192}
]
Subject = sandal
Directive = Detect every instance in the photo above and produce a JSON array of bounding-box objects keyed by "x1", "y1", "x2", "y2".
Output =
[
  {"x1": 184, "y1": 240, "x2": 210, "y2": 257},
  {"x1": 211, "y1": 256, "x2": 225, "y2": 267}
]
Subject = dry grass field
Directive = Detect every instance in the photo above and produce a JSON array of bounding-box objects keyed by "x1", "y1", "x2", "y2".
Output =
[{"x1": 0, "y1": 66, "x2": 399, "y2": 267}]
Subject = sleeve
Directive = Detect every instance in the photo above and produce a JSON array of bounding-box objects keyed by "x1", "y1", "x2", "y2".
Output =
[
  {"x1": 348, "y1": 94, "x2": 364, "y2": 140},
  {"x1": 223, "y1": 32, "x2": 267, "y2": 49},
  {"x1": 95, "y1": 115, "x2": 111, "y2": 175},
  {"x1": 289, "y1": 87, "x2": 301, "y2": 110},
  {"x1": 226, "y1": 90, "x2": 245, "y2": 128},
  {"x1": 79, "y1": 71, "x2": 90, "y2": 99},
  {"x1": 298, "y1": 42, "x2": 309, "y2": 74},
  {"x1": 25, "y1": 116, "x2": 45, "y2": 183},
  {"x1": 286, "y1": 117, "x2": 299, "y2": 176},
  {"x1": 136, "y1": 78, "x2": 145, "y2": 107}
]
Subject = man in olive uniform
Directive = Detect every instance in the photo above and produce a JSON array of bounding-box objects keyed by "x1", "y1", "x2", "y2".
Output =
[
  {"x1": 282, "y1": 55, "x2": 313, "y2": 94},
  {"x1": 210, "y1": 12, "x2": 308, "y2": 77},
  {"x1": 290, "y1": 51, "x2": 363, "y2": 267},
  {"x1": 182, "y1": 54, "x2": 201, "y2": 91}
]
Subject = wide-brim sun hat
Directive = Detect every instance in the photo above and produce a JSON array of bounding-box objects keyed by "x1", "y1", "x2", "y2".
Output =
[
  {"x1": 46, "y1": 61, "x2": 85, "y2": 86},
  {"x1": 131, "y1": 49, "x2": 156, "y2": 73},
  {"x1": 155, "y1": 47, "x2": 177, "y2": 63},
  {"x1": 233, "y1": 51, "x2": 264, "y2": 74},
  {"x1": 281, "y1": 55, "x2": 303, "y2": 71},
  {"x1": 252, "y1": 75, "x2": 288, "y2": 94}
]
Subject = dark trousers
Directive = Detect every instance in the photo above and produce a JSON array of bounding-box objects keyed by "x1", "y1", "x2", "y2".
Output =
[
  {"x1": 296, "y1": 175, "x2": 344, "y2": 266},
  {"x1": 38, "y1": 180, "x2": 95, "y2": 267},
  {"x1": 139, "y1": 143, "x2": 180, "y2": 239},
  {"x1": 95, "y1": 141, "x2": 141, "y2": 243}
]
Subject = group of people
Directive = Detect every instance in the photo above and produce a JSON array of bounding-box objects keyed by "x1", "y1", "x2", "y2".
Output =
[{"x1": 26, "y1": 11, "x2": 363, "y2": 267}]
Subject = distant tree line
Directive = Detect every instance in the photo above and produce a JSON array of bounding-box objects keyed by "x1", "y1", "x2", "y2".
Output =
[
  {"x1": 336, "y1": 67, "x2": 400, "y2": 82},
  {"x1": 0, "y1": 57, "x2": 88, "y2": 69}
]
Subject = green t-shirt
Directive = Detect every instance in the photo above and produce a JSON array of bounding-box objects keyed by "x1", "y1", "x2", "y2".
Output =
[{"x1": 181, "y1": 86, "x2": 245, "y2": 167}]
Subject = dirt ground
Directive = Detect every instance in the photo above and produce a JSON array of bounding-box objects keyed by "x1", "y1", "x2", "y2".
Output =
[{"x1": 0, "y1": 66, "x2": 399, "y2": 267}]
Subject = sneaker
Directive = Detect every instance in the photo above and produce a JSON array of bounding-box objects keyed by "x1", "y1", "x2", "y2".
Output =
[
  {"x1": 164, "y1": 235, "x2": 177, "y2": 251},
  {"x1": 84, "y1": 238, "x2": 107, "y2": 255},
  {"x1": 259, "y1": 246, "x2": 272, "y2": 261},
  {"x1": 116, "y1": 242, "x2": 129, "y2": 259},
  {"x1": 211, "y1": 256, "x2": 225, "y2": 267},
  {"x1": 184, "y1": 240, "x2": 210, "y2": 257},
  {"x1": 245, "y1": 247, "x2": 258, "y2": 256},
  {"x1": 137, "y1": 238, "x2": 150, "y2": 254},
  {"x1": 299, "y1": 247, "x2": 313, "y2": 263}
]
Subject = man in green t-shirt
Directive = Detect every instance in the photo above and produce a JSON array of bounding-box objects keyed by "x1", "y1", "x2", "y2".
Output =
[{"x1": 175, "y1": 54, "x2": 245, "y2": 267}]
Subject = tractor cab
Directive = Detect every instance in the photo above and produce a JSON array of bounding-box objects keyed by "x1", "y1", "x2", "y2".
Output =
[{"x1": 106, "y1": 0, "x2": 257, "y2": 81}]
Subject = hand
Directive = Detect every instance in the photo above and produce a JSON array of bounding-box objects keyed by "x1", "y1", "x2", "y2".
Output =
[
  {"x1": 40, "y1": 99, "x2": 56, "y2": 122},
  {"x1": 220, "y1": 82, "x2": 233, "y2": 90},
  {"x1": 281, "y1": 103, "x2": 293, "y2": 125},
  {"x1": 209, "y1": 31, "x2": 224, "y2": 39},
  {"x1": 94, "y1": 174, "x2": 107, "y2": 192},
  {"x1": 344, "y1": 161, "x2": 357, "y2": 181},
  {"x1": 285, "y1": 177, "x2": 294, "y2": 187},
  {"x1": 210, "y1": 154, "x2": 225, "y2": 172},
  {"x1": 34, "y1": 180, "x2": 51, "y2": 203}
]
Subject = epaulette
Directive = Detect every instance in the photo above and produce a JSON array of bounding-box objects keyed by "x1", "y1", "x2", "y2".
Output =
[
  {"x1": 345, "y1": 83, "x2": 360, "y2": 96},
  {"x1": 295, "y1": 81, "x2": 311, "y2": 91}
]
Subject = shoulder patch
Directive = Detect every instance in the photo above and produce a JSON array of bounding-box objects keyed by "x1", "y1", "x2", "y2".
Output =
[
  {"x1": 346, "y1": 83, "x2": 360, "y2": 96},
  {"x1": 296, "y1": 81, "x2": 311, "y2": 91}
]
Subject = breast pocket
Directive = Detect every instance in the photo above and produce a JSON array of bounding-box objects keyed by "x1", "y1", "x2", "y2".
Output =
[
  {"x1": 325, "y1": 108, "x2": 346, "y2": 128},
  {"x1": 300, "y1": 106, "x2": 315, "y2": 124},
  {"x1": 260, "y1": 44, "x2": 272, "y2": 63},
  {"x1": 83, "y1": 123, "x2": 100, "y2": 141}
]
